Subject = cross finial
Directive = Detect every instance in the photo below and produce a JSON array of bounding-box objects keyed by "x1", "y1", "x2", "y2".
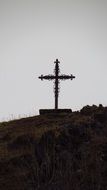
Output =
[{"x1": 54, "y1": 59, "x2": 60, "y2": 64}]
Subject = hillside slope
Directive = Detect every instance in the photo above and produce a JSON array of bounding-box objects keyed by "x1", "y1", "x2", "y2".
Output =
[{"x1": 0, "y1": 105, "x2": 107, "y2": 190}]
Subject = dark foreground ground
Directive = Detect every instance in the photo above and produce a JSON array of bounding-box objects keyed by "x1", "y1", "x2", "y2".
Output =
[{"x1": 0, "y1": 105, "x2": 107, "y2": 190}]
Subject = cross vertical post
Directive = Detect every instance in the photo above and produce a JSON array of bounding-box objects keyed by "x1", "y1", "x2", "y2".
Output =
[{"x1": 54, "y1": 59, "x2": 60, "y2": 109}]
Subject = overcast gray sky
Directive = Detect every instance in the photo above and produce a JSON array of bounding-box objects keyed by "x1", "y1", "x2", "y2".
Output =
[{"x1": 0, "y1": 0, "x2": 107, "y2": 121}]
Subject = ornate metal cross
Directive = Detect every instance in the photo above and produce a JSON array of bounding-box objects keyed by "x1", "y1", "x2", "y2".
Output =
[{"x1": 39, "y1": 59, "x2": 75, "y2": 109}]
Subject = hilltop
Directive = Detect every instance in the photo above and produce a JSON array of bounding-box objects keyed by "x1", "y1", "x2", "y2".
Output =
[{"x1": 0, "y1": 105, "x2": 107, "y2": 190}]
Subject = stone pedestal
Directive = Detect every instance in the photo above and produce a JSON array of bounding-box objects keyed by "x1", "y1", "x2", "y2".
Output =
[{"x1": 39, "y1": 109, "x2": 72, "y2": 115}]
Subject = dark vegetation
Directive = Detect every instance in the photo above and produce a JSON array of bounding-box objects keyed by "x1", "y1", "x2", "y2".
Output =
[{"x1": 0, "y1": 105, "x2": 107, "y2": 190}]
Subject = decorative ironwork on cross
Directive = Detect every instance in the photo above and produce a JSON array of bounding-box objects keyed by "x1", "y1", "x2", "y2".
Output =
[{"x1": 39, "y1": 59, "x2": 75, "y2": 110}]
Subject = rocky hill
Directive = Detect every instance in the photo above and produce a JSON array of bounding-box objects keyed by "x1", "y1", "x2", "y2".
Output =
[{"x1": 0, "y1": 105, "x2": 107, "y2": 190}]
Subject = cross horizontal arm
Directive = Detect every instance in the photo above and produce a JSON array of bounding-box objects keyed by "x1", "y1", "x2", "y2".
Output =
[
  {"x1": 39, "y1": 75, "x2": 55, "y2": 80},
  {"x1": 58, "y1": 74, "x2": 75, "y2": 80}
]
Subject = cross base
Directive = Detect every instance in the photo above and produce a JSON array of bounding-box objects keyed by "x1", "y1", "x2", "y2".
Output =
[{"x1": 39, "y1": 109, "x2": 72, "y2": 115}]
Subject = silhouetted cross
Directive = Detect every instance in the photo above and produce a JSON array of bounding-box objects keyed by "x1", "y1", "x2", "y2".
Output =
[{"x1": 39, "y1": 59, "x2": 75, "y2": 109}]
